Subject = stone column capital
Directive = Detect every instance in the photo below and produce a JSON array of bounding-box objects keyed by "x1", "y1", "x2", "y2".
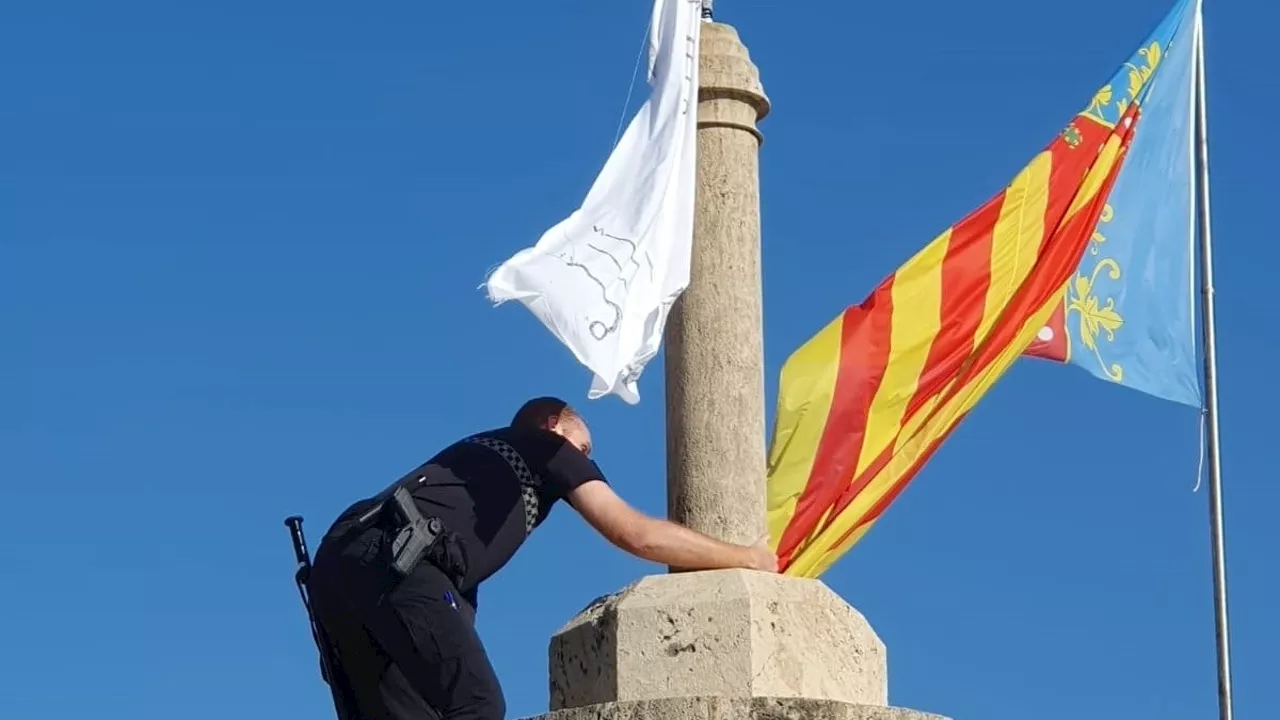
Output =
[{"x1": 697, "y1": 22, "x2": 770, "y2": 143}]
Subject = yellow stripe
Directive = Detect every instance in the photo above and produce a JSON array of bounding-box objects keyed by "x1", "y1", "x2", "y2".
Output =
[
  {"x1": 1058, "y1": 281, "x2": 1074, "y2": 362},
  {"x1": 780, "y1": 131, "x2": 1129, "y2": 574},
  {"x1": 895, "y1": 393, "x2": 942, "y2": 450},
  {"x1": 790, "y1": 132, "x2": 1126, "y2": 576},
  {"x1": 790, "y1": 295, "x2": 1062, "y2": 578},
  {"x1": 1064, "y1": 133, "x2": 1124, "y2": 223},
  {"x1": 854, "y1": 230, "x2": 951, "y2": 476},
  {"x1": 784, "y1": 156, "x2": 1054, "y2": 576},
  {"x1": 886, "y1": 146, "x2": 1054, "y2": 454},
  {"x1": 974, "y1": 151, "x2": 1054, "y2": 344},
  {"x1": 811, "y1": 520, "x2": 877, "y2": 576},
  {"x1": 765, "y1": 313, "x2": 845, "y2": 549}
]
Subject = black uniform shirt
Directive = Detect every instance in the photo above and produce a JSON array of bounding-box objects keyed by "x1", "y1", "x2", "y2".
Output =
[{"x1": 400, "y1": 426, "x2": 605, "y2": 595}]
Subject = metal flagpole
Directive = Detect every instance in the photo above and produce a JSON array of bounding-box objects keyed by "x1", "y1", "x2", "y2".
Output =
[
  {"x1": 702, "y1": 0, "x2": 713, "y2": 20},
  {"x1": 1192, "y1": 4, "x2": 1235, "y2": 720}
]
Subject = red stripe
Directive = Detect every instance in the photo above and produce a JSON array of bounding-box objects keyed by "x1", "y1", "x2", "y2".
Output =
[
  {"x1": 1023, "y1": 297, "x2": 1069, "y2": 362},
  {"x1": 812, "y1": 197, "x2": 1004, "y2": 542},
  {"x1": 954, "y1": 113, "x2": 1137, "y2": 392},
  {"x1": 820, "y1": 154, "x2": 1124, "y2": 552},
  {"x1": 825, "y1": 413, "x2": 971, "y2": 552},
  {"x1": 775, "y1": 282, "x2": 896, "y2": 568},
  {"x1": 797, "y1": 112, "x2": 1139, "y2": 561},
  {"x1": 904, "y1": 196, "x2": 1001, "y2": 421}
]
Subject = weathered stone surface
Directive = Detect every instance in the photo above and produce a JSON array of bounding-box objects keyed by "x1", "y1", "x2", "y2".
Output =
[
  {"x1": 533, "y1": 19, "x2": 953, "y2": 720},
  {"x1": 664, "y1": 21, "x2": 772, "y2": 549},
  {"x1": 549, "y1": 571, "x2": 887, "y2": 711},
  {"x1": 524, "y1": 697, "x2": 950, "y2": 720}
]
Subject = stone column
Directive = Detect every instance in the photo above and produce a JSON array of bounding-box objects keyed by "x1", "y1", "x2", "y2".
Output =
[
  {"x1": 663, "y1": 20, "x2": 770, "y2": 549},
  {"x1": 526, "y1": 18, "x2": 952, "y2": 720}
]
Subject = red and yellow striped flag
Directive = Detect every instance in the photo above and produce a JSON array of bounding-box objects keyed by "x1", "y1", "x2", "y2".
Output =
[{"x1": 767, "y1": 99, "x2": 1143, "y2": 578}]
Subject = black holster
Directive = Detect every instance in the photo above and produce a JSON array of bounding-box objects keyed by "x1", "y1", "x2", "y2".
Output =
[{"x1": 324, "y1": 485, "x2": 470, "y2": 592}]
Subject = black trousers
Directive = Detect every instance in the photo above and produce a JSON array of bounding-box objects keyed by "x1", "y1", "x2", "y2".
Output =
[{"x1": 309, "y1": 526, "x2": 505, "y2": 720}]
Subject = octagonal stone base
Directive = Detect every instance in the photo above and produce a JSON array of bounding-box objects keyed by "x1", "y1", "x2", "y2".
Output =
[
  {"x1": 549, "y1": 570, "x2": 888, "y2": 711},
  {"x1": 525, "y1": 697, "x2": 950, "y2": 720}
]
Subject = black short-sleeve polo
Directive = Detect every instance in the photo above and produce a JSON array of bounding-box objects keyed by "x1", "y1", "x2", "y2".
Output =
[
  {"x1": 542, "y1": 438, "x2": 607, "y2": 501},
  {"x1": 396, "y1": 426, "x2": 607, "y2": 593}
]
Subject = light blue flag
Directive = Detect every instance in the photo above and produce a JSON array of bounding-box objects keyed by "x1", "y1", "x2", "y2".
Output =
[{"x1": 1027, "y1": 0, "x2": 1203, "y2": 408}]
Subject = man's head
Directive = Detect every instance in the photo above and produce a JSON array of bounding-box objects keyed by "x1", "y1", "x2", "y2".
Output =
[{"x1": 511, "y1": 396, "x2": 592, "y2": 456}]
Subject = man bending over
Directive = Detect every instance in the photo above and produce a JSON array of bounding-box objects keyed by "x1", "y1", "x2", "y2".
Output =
[{"x1": 307, "y1": 396, "x2": 777, "y2": 720}]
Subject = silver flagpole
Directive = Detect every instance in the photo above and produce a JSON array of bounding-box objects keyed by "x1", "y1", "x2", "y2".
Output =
[
  {"x1": 702, "y1": 0, "x2": 713, "y2": 20},
  {"x1": 1192, "y1": 5, "x2": 1234, "y2": 720}
]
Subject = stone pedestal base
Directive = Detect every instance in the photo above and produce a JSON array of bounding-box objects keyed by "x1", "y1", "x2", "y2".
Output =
[
  {"x1": 548, "y1": 570, "x2": 888, "y2": 710},
  {"x1": 525, "y1": 697, "x2": 951, "y2": 720}
]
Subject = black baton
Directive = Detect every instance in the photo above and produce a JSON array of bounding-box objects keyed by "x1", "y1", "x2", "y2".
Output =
[{"x1": 284, "y1": 515, "x2": 357, "y2": 720}]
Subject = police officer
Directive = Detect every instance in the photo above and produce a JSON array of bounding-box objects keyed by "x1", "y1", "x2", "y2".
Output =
[{"x1": 307, "y1": 396, "x2": 778, "y2": 720}]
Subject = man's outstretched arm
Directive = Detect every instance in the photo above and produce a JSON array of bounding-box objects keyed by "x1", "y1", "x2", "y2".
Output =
[{"x1": 567, "y1": 480, "x2": 777, "y2": 572}]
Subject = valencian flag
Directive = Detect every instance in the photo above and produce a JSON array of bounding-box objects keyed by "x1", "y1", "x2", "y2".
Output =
[
  {"x1": 1025, "y1": 2, "x2": 1202, "y2": 408},
  {"x1": 766, "y1": 0, "x2": 1203, "y2": 579}
]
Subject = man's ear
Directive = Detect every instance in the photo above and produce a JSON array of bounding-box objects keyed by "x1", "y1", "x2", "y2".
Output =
[{"x1": 545, "y1": 414, "x2": 560, "y2": 431}]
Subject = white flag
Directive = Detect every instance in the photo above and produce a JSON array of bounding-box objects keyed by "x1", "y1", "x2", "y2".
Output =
[{"x1": 484, "y1": 0, "x2": 702, "y2": 404}]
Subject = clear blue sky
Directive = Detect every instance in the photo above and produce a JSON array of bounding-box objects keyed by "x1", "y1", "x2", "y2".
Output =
[{"x1": 2, "y1": 1, "x2": 1274, "y2": 719}]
